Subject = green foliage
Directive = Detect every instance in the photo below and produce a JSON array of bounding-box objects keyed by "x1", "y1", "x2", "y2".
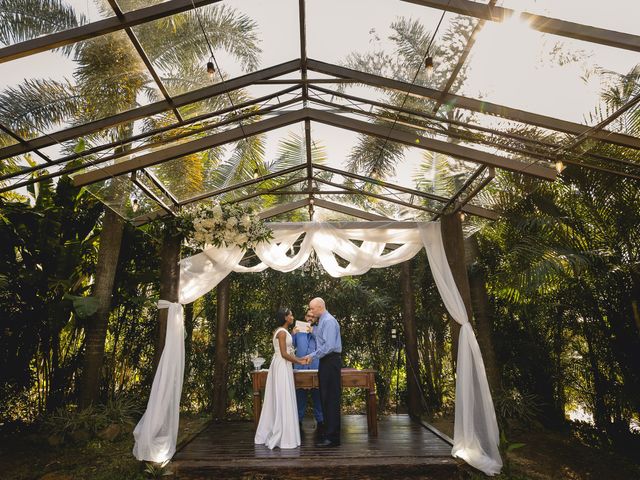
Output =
[
  {"x1": 494, "y1": 389, "x2": 542, "y2": 426},
  {"x1": 64, "y1": 293, "x2": 100, "y2": 318}
]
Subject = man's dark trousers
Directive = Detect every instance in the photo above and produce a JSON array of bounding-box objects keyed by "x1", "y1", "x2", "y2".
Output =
[{"x1": 318, "y1": 352, "x2": 341, "y2": 444}]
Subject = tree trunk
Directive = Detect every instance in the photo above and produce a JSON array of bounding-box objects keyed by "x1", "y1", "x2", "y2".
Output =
[
  {"x1": 79, "y1": 208, "x2": 125, "y2": 408},
  {"x1": 466, "y1": 234, "x2": 501, "y2": 394},
  {"x1": 440, "y1": 213, "x2": 474, "y2": 366},
  {"x1": 153, "y1": 231, "x2": 182, "y2": 370},
  {"x1": 400, "y1": 261, "x2": 422, "y2": 418},
  {"x1": 212, "y1": 276, "x2": 231, "y2": 420}
]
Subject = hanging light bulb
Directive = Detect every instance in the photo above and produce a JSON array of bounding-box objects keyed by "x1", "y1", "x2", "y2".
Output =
[
  {"x1": 206, "y1": 60, "x2": 215, "y2": 79},
  {"x1": 425, "y1": 56, "x2": 434, "y2": 80},
  {"x1": 459, "y1": 211, "x2": 466, "y2": 222},
  {"x1": 555, "y1": 160, "x2": 565, "y2": 173},
  {"x1": 132, "y1": 198, "x2": 139, "y2": 213},
  {"x1": 253, "y1": 169, "x2": 259, "y2": 179}
]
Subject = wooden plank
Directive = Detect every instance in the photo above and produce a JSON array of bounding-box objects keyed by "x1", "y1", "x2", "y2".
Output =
[{"x1": 173, "y1": 415, "x2": 455, "y2": 472}]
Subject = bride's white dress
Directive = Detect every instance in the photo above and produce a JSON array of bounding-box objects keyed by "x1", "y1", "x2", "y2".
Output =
[{"x1": 254, "y1": 327, "x2": 301, "y2": 449}]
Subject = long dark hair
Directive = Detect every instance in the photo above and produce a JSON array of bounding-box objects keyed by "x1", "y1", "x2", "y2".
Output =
[{"x1": 275, "y1": 307, "x2": 292, "y2": 327}]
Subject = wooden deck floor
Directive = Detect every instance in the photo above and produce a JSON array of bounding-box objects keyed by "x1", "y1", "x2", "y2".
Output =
[{"x1": 172, "y1": 415, "x2": 459, "y2": 479}]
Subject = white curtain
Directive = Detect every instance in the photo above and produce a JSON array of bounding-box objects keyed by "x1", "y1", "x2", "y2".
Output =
[
  {"x1": 133, "y1": 301, "x2": 185, "y2": 463},
  {"x1": 134, "y1": 222, "x2": 502, "y2": 475},
  {"x1": 418, "y1": 223, "x2": 502, "y2": 475}
]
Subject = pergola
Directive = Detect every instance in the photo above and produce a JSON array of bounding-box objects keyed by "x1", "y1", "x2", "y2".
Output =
[
  {"x1": 1, "y1": 0, "x2": 638, "y2": 224},
  {"x1": 1, "y1": 1, "x2": 639, "y2": 474}
]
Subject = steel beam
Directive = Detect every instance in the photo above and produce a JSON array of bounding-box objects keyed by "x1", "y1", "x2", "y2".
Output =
[
  {"x1": 258, "y1": 198, "x2": 310, "y2": 220},
  {"x1": 72, "y1": 110, "x2": 309, "y2": 186},
  {"x1": 106, "y1": 0, "x2": 183, "y2": 122},
  {"x1": 307, "y1": 59, "x2": 640, "y2": 150},
  {"x1": 304, "y1": 108, "x2": 556, "y2": 180},
  {"x1": 73, "y1": 107, "x2": 557, "y2": 187},
  {"x1": 313, "y1": 198, "x2": 392, "y2": 221},
  {"x1": 179, "y1": 164, "x2": 307, "y2": 206},
  {"x1": 0, "y1": 60, "x2": 300, "y2": 161},
  {"x1": 313, "y1": 164, "x2": 497, "y2": 220},
  {"x1": 0, "y1": 86, "x2": 301, "y2": 181},
  {"x1": 402, "y1": 0, "x2": 640, "y2": 52},
  {"x1": 0, "y1": 0, "x2": 224, "y2": 63}
]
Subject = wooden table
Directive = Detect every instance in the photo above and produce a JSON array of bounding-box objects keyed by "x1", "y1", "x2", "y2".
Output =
[{"x1": 251, "y1": 368, "x2": 378, "y2": 436}]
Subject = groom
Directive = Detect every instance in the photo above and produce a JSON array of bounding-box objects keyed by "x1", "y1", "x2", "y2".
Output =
[{"x1": 303, "y1": 297, "x2": 342, "y2": 447}]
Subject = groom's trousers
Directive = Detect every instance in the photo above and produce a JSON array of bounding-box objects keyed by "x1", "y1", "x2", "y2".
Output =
[{"x1": 318, "y1": 352, "x2": 342, "y2": 444}]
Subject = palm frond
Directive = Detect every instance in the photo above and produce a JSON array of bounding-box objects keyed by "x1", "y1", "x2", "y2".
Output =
[
  {"x1": 136, "y1": 4, "x2": 261, "y2": 74},
  {"x1": 0, "y1": 78, "x2": 81, "y2": 137},
  {"x1": 0, "y1": 0, "x2": 86, "y2": 56}
]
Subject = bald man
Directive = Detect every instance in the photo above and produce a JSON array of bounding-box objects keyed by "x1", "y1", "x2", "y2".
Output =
[{"x1": 304, "y1": 297, "x2": 342, "y2": 447}]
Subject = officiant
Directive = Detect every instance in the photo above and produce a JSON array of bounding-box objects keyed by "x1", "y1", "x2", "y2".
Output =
[{"x1": 292, "y1": 309, "x2": 324, "y2": 432}]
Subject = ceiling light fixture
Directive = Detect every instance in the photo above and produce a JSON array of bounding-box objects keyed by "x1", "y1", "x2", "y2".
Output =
[{"x1": 425, "y1": 56, "x2": 434, "y2": 79}]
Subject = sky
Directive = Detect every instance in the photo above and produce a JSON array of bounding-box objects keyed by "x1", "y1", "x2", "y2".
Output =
[{"x1": 1, "y1": 0, "x2": 639, "y2": 212}]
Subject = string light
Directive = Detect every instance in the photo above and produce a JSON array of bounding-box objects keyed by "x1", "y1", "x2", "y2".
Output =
[
  {"x1": 555, "y1": 160, "x2": 565, "y2": 173},
  {"x1": 206, "y1": 59, "x2": 215, "y2": 79},
  {"x1": 253, "y1": 169, "x2": 259, "y2": 179},
  {"x1": 132, "y1": 198, "x2": 139, "y2": 212},
  {"x1": 425, "y1": 56, "x2": 434, "y2": 79}
]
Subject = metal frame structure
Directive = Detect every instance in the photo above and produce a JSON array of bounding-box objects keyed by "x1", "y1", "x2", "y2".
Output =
[{"x1": 1, "y1": 0, "x2": 638, "y2": 224}]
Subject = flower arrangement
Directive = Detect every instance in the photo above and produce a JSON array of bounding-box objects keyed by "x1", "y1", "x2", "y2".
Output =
[{"x1": 184, "y1": 203, "x2": 272, "y2": 251}]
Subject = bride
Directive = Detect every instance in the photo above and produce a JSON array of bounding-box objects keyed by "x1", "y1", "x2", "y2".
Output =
[{"x1": 254, "y1": 308, "x2": 305, "y2": 449}]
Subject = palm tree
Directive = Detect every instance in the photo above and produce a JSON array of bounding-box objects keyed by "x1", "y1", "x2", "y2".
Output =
[
  {"x1": 476, "y1": 65, "x2": 640, "y2": 434},
  {"x1": 0, "y1": 0, "x2": 262, "y2": 406}
]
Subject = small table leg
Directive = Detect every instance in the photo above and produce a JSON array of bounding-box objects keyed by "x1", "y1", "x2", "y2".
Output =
[
  {"x1": 252, "y1": 384, "x2": 262, "y2": 429},
  {"x1": 368, "y1": 390, "x2": 378, "y2": 436}
]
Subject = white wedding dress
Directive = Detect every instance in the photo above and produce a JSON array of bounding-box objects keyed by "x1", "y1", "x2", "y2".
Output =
[{"x1": 254, "y1": 327, "x2": 301, "y2": 449}]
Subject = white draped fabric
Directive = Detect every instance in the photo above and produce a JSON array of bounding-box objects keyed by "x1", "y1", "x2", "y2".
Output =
[
  {"x1": 418, "y1": 224, "x2": 502, "y2": 475},
  {"x1": 133, "y1": 300, "x2": 185, "y2": 463},
  {"x1": 134, "y1": 222, "x2": 502, "y2": 475}
]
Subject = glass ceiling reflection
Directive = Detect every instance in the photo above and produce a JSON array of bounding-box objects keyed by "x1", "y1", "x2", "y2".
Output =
[
  {"x1": 458, "y1": 18, "x2": 640, "y2": 125},
  {"x1": 1, "y1": 0, "x2": 638, "y2": 206}
]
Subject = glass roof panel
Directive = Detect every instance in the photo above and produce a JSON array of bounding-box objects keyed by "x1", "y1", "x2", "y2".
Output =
[
  {"x1": 501, "y1": 0, "x2": 640, "y2": 34},
  {"x1": 117, "y1": 0, "x2": 172, "y2": 13},
  {"x1": 83, "y1": 173, "x2": 163, "y2": 220},
  {"x1": 0, "y1": 30, "x2": 161, "y2": 143},
  {"x1": 306, "y1": 0, "x2": 485, "y2": 92},
  {"x1": 131, "y1": 0, "x2": 299, "y2": 97},
  {"x1": 457, "y1": 18, "x2": 640, "y2": 126},
  {"x1": 0, "y1": 0, "x2": 109, "y2": 47},
  {"x1": 307, "y1": 121, "x2": 480, "y2": 197},
  {"x1": 146, "y1": 122, "x2": 311, "y2": 202}
]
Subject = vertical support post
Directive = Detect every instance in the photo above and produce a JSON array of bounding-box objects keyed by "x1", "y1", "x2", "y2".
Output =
[
  {"x1": 440, "y1": 212, "x2": 474, "y2": 363},
  {"x1": 401, "y1": 260, "x2": 422, "y2": 418},
  {"x1": 466, "y1": 234, "x2": 501, "y2": 393},
  {"x1": 212, "y1": 275, "x2": 231, "y2": 420},
  {"x1": 153, "y1": 230, "x2": 181, "y2": 370},
  {"x1": 251, "y1": 371, "x2": 262, "y2": 429}
]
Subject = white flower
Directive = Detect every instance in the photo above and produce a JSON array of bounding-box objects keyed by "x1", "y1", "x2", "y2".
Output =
[
  {"x1": 241, "y1": 215, "x2": 251, "y2": 228},
  {"x1": 226, "y1": 216, "x2": 238, "y2": 228},
  {"x1": 236, "y1": 233, "x2": 248, "y2": 245},
  {"x1": 212, "y1": 204, "x2": 223, "y2": 219}
]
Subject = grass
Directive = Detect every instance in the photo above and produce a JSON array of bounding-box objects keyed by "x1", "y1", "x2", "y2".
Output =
[
  {"x1": 0, "y1": 414, "x2": 210, "y2": 480},
  {"x1": 430, "y1": 414, "x2": 640, "y2": 480}
]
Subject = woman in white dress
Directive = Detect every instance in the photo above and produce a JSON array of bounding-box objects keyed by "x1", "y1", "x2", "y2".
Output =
[{"x1": 254, "y1": 308, "x2": 304, "y2": 449}]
